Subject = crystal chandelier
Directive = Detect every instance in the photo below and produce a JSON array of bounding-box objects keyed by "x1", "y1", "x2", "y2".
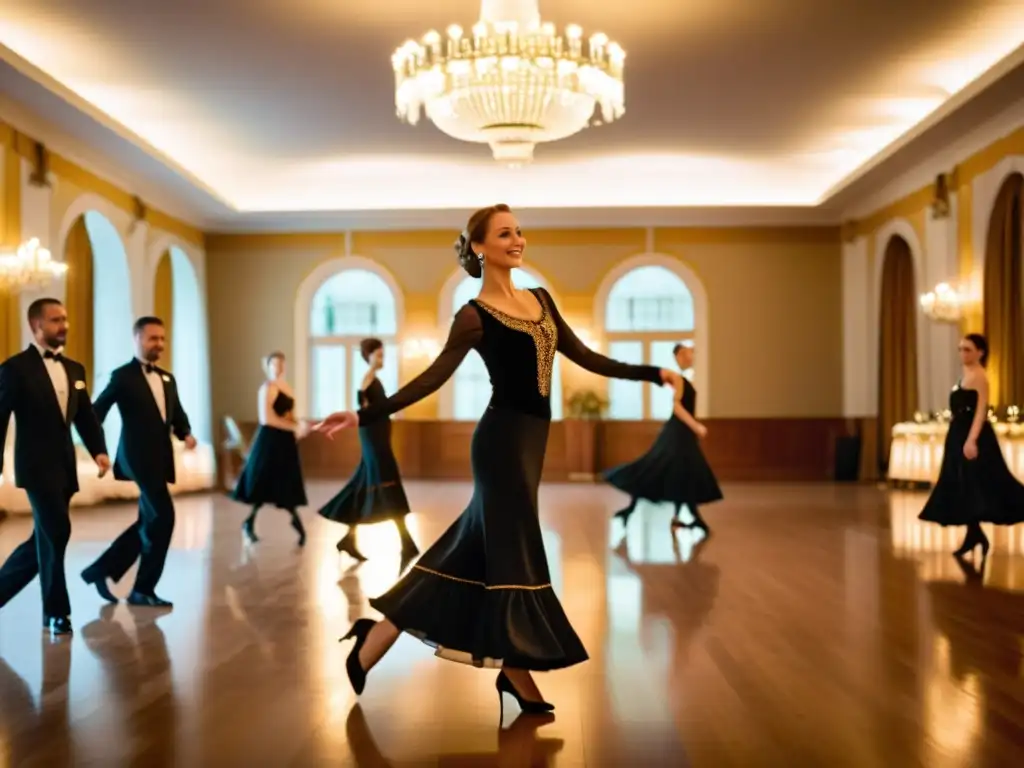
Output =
[
  {"x1": 919, "y1": 282, "x2": 963, "y2": 323},
  {"x1": 392, "y1": 0, "x2": 625, "y2": 165},
  {"x1": 0, "y1": 238, "x2": 67, "y2": 293}
]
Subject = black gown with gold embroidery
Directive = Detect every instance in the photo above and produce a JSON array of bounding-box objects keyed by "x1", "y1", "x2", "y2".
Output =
[
  {"x1": 318, "y1": 378, "x2": 411, "y2": 526},
  {"x1": 357, "y1": 287, "x2": 662, "y2": 670}
]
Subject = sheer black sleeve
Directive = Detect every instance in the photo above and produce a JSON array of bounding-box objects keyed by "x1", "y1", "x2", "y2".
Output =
[
  {"x1": 357, "y1": 304, "x2": 483, "y2": 425},
  {"x1": 541, "y1": 288, "x2": 662, "y2": 384}
]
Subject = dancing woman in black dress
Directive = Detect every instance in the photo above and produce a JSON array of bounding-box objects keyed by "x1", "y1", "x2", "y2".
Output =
[
  {"x1": 314, "y1": 204, "x2": 681, "y2": 712},
  {"x1": 318, "y1": 337, "x2": 419, "y2": 564},
  {"x1": 604, "y1": 342, "x2": 722, "y2": 533},
  {"x1": 919, "y1": 333, "x2": 1024, "y2": 559},
  {"x1": 232, "y1": 352, "x2": 309, "y2": 546}
]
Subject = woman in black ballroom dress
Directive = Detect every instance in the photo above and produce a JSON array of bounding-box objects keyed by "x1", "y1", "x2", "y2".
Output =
[
  {"x1": 605, "y1": 342, "x2": 722, "y2": 533},
  {"x1": 318, "y1": 337, "x2": 420, "y2": 565},
  {"x1": 919, "y1": 333, "x2": 1024, "y2": 558},
  {"x1": 232, "y1": 351, "x2": 310, "y2": 546},
  {"x1": 314, "y1": 204, "x2": 681, "y2": 712}
]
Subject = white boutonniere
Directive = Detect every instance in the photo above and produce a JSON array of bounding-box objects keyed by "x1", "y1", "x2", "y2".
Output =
[
  {"x1": 161, "y1": 374, "x2": 170, "y2": 382},
  {"x1": 73, "y1": 380, "x2": 86, "y2": 390}
]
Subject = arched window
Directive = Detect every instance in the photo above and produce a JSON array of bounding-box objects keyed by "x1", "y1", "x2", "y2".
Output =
[
  {"x1": 448, "y1": 269, "x2": 563, "y2": 420},
  {"x1": 600, "y1": 262, "x2": 699, "y2": 420},
  {"x1": 308, "y1": 268, "x2": 399, "y2": 417}
]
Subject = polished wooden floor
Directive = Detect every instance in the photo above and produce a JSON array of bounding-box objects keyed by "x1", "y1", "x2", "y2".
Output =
[{"x1": 2, "y1": 481, "x2": 1024, "y2": 766}]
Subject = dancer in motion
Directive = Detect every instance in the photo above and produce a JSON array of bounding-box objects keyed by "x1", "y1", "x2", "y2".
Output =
[
  {"x1": 232, "y1": 351, "x2": 309, "y2": 545},
  {"x1": 0, "y1": 298, "x2": 110, "y2": 635},
  {"x1": 318, "y1": 337, "x2": 419, "y2": 565},
  {"x1": 919, "y1": 333, "x2": 1024, "y2": 558},
  {"x1": 315, "y1": 204, "x2": 681, "y2": 712},
  {"x1": 82, "y1": 316, "x2": 196, "y2": 608},
  {"x1": 604, "y1": 342, "x2": 722, "y2": 533}
]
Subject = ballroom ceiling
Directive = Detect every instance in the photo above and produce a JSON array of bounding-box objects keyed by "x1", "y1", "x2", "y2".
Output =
[{"x1": 1, "y1": 0, "x2": 1023, "y2": 228}]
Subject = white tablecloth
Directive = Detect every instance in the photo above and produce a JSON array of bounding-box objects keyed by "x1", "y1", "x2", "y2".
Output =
[
  {"x1": 0, "y1": 442, "x2": 216, "y2": 514},
  {"x1": 887, "y1": 422, "x2": 1024, "y2": 483}
]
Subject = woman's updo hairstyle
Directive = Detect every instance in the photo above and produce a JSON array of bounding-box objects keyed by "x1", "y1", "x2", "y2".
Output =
[
  {"x1": 360, "y1": 337, "x2": 383, "y2": 362},
  {"x1": 454, "y1": 203, "x2": 512, "y2": 278},
  {"x1": 263, "y1": 350, "x2": 285, "y2": 373},
  {"x1": 965, "y1": 333, "x2": 989, "y2": 366}
]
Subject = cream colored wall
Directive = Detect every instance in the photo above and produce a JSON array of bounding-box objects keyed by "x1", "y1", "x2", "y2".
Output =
[{"x1": 206, "y1": 226, "x2": 843, "y2": 424}]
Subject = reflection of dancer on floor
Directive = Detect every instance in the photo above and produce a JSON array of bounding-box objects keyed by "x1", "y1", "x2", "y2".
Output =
[
  {"x1": 318, "y1": 337, "x2": 419, "y2": 566},
  {"x1": 315, "y1": 204, "x2": 680, "y2": 714},
  {"x1": 918, "y1": 333, "x2": 1024, "y2": 559},
  {"x1": 605, "y1": 343, "x2": 721, "y2": 534},
  {"x1": 232, "y1": 352, "x2": 310, "y2": 546}
]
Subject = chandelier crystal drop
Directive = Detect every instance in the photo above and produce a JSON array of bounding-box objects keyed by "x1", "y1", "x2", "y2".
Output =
[
  {"x1": 391, "y1": 0, "x2": 625, "y2": 165},
  {"x1": 919, "y1": 282, "x2": 963, "y2": 323},
  {"x1": 0, "y1": 238, "x2": 67, "y2": 293}
]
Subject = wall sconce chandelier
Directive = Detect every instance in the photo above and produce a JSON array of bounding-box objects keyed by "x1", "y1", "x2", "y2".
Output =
[
  {"x1": 919, "y1": 282, "x2": 963, "y2": 323},
  {"x1": 0, "y1": 238, "x2": 67, "y2": 293}
]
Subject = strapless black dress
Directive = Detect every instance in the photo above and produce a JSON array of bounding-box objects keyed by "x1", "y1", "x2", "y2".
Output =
[
  {"x1": 919, "y1": 383, "x2": 1024, "y2": 526},
  {"x1": 603, "y1": 380, "x2": 723, "y2": 506},
  {"x1": 353, "y1": 288, "x2": 663, "y2": 671},
  {"x1": 318, "y1": 378, "x2": 411, "y2": 526},
  {"x1": 231, "y1": 390, "x2": 307, "y2": 509}
]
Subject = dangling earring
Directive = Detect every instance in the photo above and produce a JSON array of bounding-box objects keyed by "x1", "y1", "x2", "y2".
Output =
[{"x1": 476, "y1": 252, "x2": 484, "y2": 269}]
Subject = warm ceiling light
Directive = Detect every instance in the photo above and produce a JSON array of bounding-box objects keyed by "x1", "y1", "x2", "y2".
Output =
[
  {"x1": 391, "y1": 0, "x2": 625, "y2": 166},
  {"x1": 0, "y1": 237, "x2": 67, "y2": 293}
]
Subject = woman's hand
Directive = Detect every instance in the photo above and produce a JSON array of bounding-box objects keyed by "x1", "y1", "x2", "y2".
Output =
[
  {"x1": 312, "y1": 411, "x2": 358, "y2": 439},
  {"x1": 295, "y1": 420, "x2": 311, "y2": 440},
  {"x1": 694, "y1": 422, "x2": 708, "y2": 439},
  {"x1": 963, "y1": 439, "x2": 978, "y2": 460}
]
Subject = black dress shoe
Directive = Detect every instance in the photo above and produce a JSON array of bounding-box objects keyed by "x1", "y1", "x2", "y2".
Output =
[
  {"x1": 127, "y1": 592, "x2": 173, "y2": 608},
  {"x1": 82, "y1": 573, "x2": 118, "y2": 604},
  {"x1": 44, "y1": 616, "x2": 73, "y2": 635}
]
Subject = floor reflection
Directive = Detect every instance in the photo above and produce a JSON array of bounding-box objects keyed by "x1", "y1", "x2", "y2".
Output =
[{"x1": 2, "y1": 481, "x2": 1024, "y2": 764}]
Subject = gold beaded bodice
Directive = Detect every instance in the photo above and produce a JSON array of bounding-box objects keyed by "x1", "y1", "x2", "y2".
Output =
[{"x1": 472, "y1": 291, "x2": 558, "y2": 397}]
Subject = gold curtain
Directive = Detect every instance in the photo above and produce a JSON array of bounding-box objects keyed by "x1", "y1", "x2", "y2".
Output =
[
  {"x1": 63, "y1": 216, "x2": 94, "y2": 390},
  {"x1": 877, "y1": 236, "x2": 919, "y2": 475},
  {"x1": 153, "y1": 250, "x2": 174, "y2": 371},
  {"x1": 1, "y1": 142, "x2": 21, "y2": 361},
  {"x1": 982, "y1": 172, "x2": 1024, "y2": 409}
]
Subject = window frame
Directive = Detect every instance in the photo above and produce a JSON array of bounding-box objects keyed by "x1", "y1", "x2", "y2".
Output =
[{"x1": 594, "y1": 255, "x2": 709, "y2": 419}]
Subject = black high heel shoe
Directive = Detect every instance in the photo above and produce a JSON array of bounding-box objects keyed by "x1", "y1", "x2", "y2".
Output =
[
  {"x1": 340, "y1": 618, "x2": 376, "y2": 695},
  {"x1": 242, "y1": 517, "x2": 259, "y2": 544},
  {"x1": 953, "y1": 524, "x2": 989, "y2": 558},
  {"x1": 337, "y1": 533, "x2": 368, "y2": 562},
  {"x1": 496, "y1": 670, "x2": 555, "y2": 717},
  {"x1": 290, "y1": 513, "x2": 307, "y2": 547}
]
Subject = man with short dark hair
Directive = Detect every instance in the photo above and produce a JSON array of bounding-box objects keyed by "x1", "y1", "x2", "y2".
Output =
[
  {"x1": 0, "y1": 297, "x2": 110, "y2": 635},
  {"x1": 81, "y1": 316, "x2": 195, "y2": 608}
]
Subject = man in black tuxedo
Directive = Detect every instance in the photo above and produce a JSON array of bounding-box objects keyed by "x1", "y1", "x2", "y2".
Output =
[
  {"x1": 0, "y1": 297, "x2": 111, "y2": 635},
  {"x1": 81, "y1": 316, "x2": 195, "y2": 608}
]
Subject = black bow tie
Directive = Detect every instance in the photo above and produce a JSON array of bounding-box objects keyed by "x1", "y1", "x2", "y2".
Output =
[
  {"x1": 143, "y1": 363, "x2": 155, "y2": 374},
  {"x1": 44, "y1": 350, "x2": 62, "y2": 361}
]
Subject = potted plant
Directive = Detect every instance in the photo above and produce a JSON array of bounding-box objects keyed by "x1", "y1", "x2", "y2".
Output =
[{"x1": 563, "y1": 389, "x2": 608, "y2": 480}]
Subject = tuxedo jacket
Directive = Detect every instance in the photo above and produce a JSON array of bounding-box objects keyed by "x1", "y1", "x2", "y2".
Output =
[
  {"x1": 0, "y1": 346, "x2": 107, "y2": 493},
  {"x1": 93, "y1": 359, "x2": 192, "y2": 486}
]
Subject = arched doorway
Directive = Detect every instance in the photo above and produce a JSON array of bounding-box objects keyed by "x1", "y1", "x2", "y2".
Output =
[
  {"x1": 877, "y1": 234, "x2": 919, "y2": 473},
  {"x1": 154, "y1": 245, "x2": 211, "y2": 442},
  {"x1": 63, "y1": 210, "x2": 133, "y2": 448},
  {"x1": 982, "y1": 171, "x2": 1024, "y2": 409}
]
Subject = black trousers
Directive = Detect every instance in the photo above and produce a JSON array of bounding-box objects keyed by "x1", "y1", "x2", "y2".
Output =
[
  {"x1": 82, "y1": 479, "x2": 175, "y2": 595},
  {"x1": 0, "y1": 485, "x2": 75, "y2": 617}
]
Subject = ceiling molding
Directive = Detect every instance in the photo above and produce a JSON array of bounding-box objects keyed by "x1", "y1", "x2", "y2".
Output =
[{"x1": 205, "y1": 205, "x2": 841, "y2": 234}]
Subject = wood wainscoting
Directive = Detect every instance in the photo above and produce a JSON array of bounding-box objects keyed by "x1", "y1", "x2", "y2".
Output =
[{"x1": 221, "y1": 418, "x2": 848, "y2": 489}]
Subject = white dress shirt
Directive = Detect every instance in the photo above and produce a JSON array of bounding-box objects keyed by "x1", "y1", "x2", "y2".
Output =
[
  {"x1": 138, "y1": 358, "x2": 167, "y2": 422},
  {"x1": 34, "y1": 343, "x2": 69, "y2": 420}
]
